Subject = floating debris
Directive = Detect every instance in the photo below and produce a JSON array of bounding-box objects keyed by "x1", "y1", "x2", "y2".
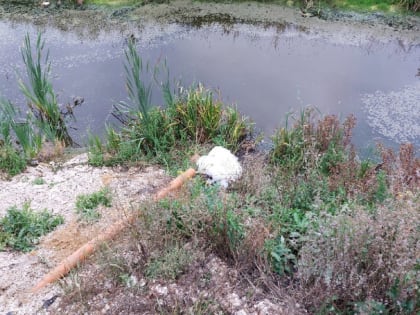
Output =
[
  {"x1": 362, "y1": 82, "x2": 420, "y2": 145},
  {"x1": 197, "y1": 146, "x2": 242, "y2": 188}
]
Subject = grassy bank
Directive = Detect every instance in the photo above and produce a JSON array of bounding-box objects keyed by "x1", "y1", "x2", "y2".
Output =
[
  {"x1": 83, "y1": 0, "x2": 419, "y2": 13},
  {"x1": 1, "y1": 33, "x2": 419, "y2": 314}
]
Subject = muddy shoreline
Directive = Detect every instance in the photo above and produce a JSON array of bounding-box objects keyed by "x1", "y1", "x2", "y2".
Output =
[{"x1": 1, "y1": 0, "x2": 419, "y2": 45}]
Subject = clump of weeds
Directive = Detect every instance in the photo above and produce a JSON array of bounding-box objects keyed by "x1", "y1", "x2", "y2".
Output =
[
  {"x1": 88, "y1": 38, "x2": 253, "y2": 169},
  {"x1": 0, "y1": 32, "x2": 82, "y2": 177},
  {"x1": 0, "y1": 203, "x2": 64, "y2": 252},
  {"x1": 75, "y1": 187, "x2": 112, "y2": 222}
]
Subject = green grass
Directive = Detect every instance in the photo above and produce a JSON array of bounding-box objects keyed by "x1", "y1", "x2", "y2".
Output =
[
  {"x1": 193, "y1": 0, "x2": 418, "y2": 13},
  {"x1": 145, "y1": 243, "x2": 193, "y2": 280},
  {"x1": 32, "y1": 177, "x2": 46, "y2": 185},
  {"x1": 0, "y1": 33, "x2": 80, "y2": 177},
  {"x1": 75, "y1": 187, "x2": 112, "y2": 222},
  {"x1": 89, "y1": 39, "x2": 252, "y2": 170},
  {"x1": 0, "y1": 203, "x2": 64, "y2": 252},
  {"x1": 84, "y1": 0, "x2": 141, "y2": 6},
  {"x1": 19, "y1": 33, "x2": 74, "y2": 146},
  {"x1": 0, "y1": 143, "x2": 27, "y2": 177}
]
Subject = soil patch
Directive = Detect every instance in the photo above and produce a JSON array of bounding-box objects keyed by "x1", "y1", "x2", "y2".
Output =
[{"x1": 0, "y1": 154, "x2": 168, "y2": 314}]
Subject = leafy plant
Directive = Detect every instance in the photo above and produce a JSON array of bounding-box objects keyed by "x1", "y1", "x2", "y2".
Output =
[
  {"x1": 0, "y1": 203, "x2": 64, "y2": 251},
  {"x1": 0, "y1": 143, "x2": 27, "y2": 176},
  {"x1": 145, "y1": 243, "x2": 193, "y2": 280},
  {"x1": 75, "y1": 187, "x2": 112, "y2": 222},
  {"x1": 91, "y1": 39, "x2": 252, "y2": 168},
  {"x1": 298, "y1": 200, "x2": 419, "y2": 313},
  {"x1": 265, "y1": 235, "x2": 296, "y2": 275},
  {"x1": 32, "y1": 177, "x2": 45, "y2": 185}
]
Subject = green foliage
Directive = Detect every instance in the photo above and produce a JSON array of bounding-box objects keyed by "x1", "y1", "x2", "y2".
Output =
[
  {"x1": 0, "y1": 143, "x2": 27, "y2": 176},
  {"x1": 0, "y1": 203, "x2": 64, "y2": 251},
  {"x1": 269, "y1": 111, "x2": 306, "y2": 172},
  {"x1": 298, "y1": 201, "x2": 419, "y2": 314},
  {"x1": 31, "y1": 177, "x2": 45, "y2": 185},
  {"x1": 0, "y1": 33, "x2": 80, "y2": 176},
  {"x1": 75, "y1": 187, "x2": 112, "y2": 222},
  {"x1": 19, "y1": 33, "x2": 74, "y2": 146},
  {"x1": 265, "y1": 235, "x2": 296, "y2": 275},
  {"x1": 91, "y1": 40, "x2": 251, "y2": 168},
  {"x1": 374, "y1": 170, "x2": 388, "y2": 203},
  {"x1": 87, "y1": 133, "x2": 106, "y2": 166},
  {"x1": 0, "y1": 96, "x2": 42, "y2": 161},
  {"x1": 145, "y1": 243, "x2": 193, "y2": 280}
]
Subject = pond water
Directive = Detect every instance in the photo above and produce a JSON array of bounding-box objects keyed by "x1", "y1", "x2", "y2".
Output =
[{"x1": 0, "y1": 19, "x2": 419, "y2": 153}]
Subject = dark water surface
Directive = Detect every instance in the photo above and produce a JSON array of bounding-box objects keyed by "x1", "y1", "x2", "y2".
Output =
[{"x1": 0, "y1": 20, "x2": 419, "y2": 152}]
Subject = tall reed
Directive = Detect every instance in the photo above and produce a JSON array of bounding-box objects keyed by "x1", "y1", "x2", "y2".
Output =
[{"x1": 19, "y1": 33, "x2": 73, "y2": 146}]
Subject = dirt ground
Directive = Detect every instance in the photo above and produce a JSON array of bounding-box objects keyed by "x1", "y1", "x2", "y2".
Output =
[
  {"x1": 0, "y1": 154, "x2": 304, "y2": 315},
  {"x1": 0, "y1": 154, "x2": 168, "y2": 314}
]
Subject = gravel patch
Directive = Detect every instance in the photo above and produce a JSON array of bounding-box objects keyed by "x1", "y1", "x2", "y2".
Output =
[{"x1": 0, "y1": 154, "x2": 168, "y2": 315}]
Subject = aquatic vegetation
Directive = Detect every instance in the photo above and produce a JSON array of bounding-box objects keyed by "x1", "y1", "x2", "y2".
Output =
[
  {"x1": 0, "y1": 33, "x2": 82, "y2": 176},
  {"x1": 90, "y1": 39, "x2": 252, "y2": 168},
  {"x1": 19, "y1": 33, "x2": 75, "y2": 146}
]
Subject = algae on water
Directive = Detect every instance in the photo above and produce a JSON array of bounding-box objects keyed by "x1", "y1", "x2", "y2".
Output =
[{"x1": 362, "y1": 82, "x2": 420, "y2": 145}]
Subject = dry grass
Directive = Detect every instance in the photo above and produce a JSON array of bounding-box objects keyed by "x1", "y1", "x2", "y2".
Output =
[{"x1": 297, "y1": 198, "x2": 419, "y2": 313}]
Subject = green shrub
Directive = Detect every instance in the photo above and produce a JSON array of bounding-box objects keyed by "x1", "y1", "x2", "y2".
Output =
[
  {"x1": 270, "y1": 109, "x2": 355, "y2": 174},
  {"x1": 0, "y1": 203, "x2": 64, "y2": 251},
  {"x1": 145, "y1": 243, "x2": 193, "y2": 280},
  {"x1": 75, "y1": 187, "x2": 112, "y2": 222},
  {"x1": 0, "y1": 143, "x2": 27, "y2": 176},
  {"x1": 92, "y1": 40, "x2": 252, "y2": 168},
  {"x1": 297, "y1": 200, "x2": 419, "y2": 313}
]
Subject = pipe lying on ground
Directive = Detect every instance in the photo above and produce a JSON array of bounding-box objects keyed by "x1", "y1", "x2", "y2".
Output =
[{"x1": 31, "y1": 168, "x2": 196, "y2": 293}]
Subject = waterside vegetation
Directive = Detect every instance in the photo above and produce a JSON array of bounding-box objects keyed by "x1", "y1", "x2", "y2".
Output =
[
  {"x1": 83, "y1": 0, "x2": 420, "y2": 13},
  {"x1": 0, "y1": 34, "x2": 419, "y2": 314},
  {"x1": 0, "y1": 33, "x2": 79, "y2": 177}
]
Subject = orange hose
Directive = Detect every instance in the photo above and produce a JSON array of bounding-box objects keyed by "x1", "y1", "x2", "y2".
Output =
[
  {"x1": 154, "y1": 168, "x2": 196, "y2": 200},
  {"x1": 31, "y1": 167, "x2": 196, "y2": 293}
]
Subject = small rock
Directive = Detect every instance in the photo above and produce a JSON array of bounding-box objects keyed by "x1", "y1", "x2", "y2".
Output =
[
  {"x1": 153, "y1": 284, "x2": 168, "y2": 296},
  {"x1": 42, "y1": 295, "x2": 59, "y2": 309},
  {"x1": 227, "y1": 293, "x2": 242, "y2": 308}
]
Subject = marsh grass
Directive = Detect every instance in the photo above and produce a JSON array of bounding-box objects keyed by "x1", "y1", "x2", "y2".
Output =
[
  {"x1": 298, "y1": 200, "x2": 419, "y2": 313},
  {"x1": 0, "y1": 33, "x2": 80, "y2": 176},
  {"x1": 0, "y1": 203, "x2": 64, "y2": 251},
  {"x1": 19, "y1": 33, "x2": 74, "y2": 146},
  {"x1": 91, "y1": 40, "x2": 252, "y2": 169}
]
